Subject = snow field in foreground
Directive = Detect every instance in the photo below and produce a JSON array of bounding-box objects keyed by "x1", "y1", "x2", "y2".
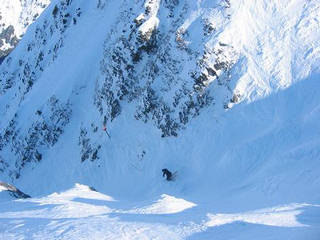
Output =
[{"x1": 0, "y1": 184, "x2": 319, "y2": 240}]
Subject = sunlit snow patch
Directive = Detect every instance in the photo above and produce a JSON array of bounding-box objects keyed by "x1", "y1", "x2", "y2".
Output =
[
  {"x1": 0, "y1": 184, "x2": 115, "y2": 219},
  {"x1": 206, "y1": 203, "x2": 315, "y2": 228},
  {"x1": 124, "y1": 194, "x2": 196, "y2": 214},
  {"x1": 44, "y1": 183, "x2": 115, "y2": 202},
  {"x1": 137, "y1": 0, "x2": 161, "y2": 41}
]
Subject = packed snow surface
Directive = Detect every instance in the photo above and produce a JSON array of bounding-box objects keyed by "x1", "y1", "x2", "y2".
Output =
[{"x1": 0, "y1": 0, "x2": 320, "y2": 239}]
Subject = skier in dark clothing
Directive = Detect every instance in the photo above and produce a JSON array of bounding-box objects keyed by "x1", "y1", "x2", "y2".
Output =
[{"x1": 162, "y1": 168, "x2": 172, "y2": 181}]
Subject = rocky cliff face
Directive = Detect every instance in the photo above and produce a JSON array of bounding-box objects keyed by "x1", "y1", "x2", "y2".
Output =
[
  {"x1": 95, "y1": 0, "x2": 237, "y2": 137},
  {"x1": 0, "y1": 0, "x2": 50, "y2": 61}
]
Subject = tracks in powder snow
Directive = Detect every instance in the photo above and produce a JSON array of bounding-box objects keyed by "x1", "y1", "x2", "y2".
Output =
[{"x1": 0, "y1": 184, "x2": 319, "y2": 239}]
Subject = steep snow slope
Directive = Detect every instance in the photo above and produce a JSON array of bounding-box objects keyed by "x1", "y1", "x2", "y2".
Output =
[
  {"x1": 219, "y1": 0, "x2": 320, "y2": 101},
  {"x1": 0, "y1": 0, "x2": 50, "y2": 59},
  {"x1": 0, "y1": 0, "x2": 320, "y2": 239}
]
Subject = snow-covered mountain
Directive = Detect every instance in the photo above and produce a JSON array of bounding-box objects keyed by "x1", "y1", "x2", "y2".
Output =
[
  {"x1": 0, "y1": 0, "x2": 50, "y2": 61},
  {"x1": 0, "y1": 0, "x2": 320, "y2": 239}
]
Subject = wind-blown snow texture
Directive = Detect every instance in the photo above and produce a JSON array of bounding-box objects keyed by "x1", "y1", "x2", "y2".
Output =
[{"x1": 0, "y1": 0, "x2": 320, "y2": 239}]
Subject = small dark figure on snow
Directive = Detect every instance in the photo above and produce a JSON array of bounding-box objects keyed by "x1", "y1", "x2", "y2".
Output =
[
  {"x1": 102, "y1": 116, "x2": 111, "y2": 138},
  {"x1": 102, "y1": 125, "x2": 111, "y2": 138},
  {"x1": 162, "y1": 168, "x2": 172, "y2": 181}
]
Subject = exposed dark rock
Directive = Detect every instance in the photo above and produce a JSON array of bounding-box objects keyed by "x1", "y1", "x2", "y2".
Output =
[
  {"x1": 0, "y1": 181, "x2": 31, "y2": 198},
  {"x1": 79, "y1": 127, "x2": 101, "y2": 162}
]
